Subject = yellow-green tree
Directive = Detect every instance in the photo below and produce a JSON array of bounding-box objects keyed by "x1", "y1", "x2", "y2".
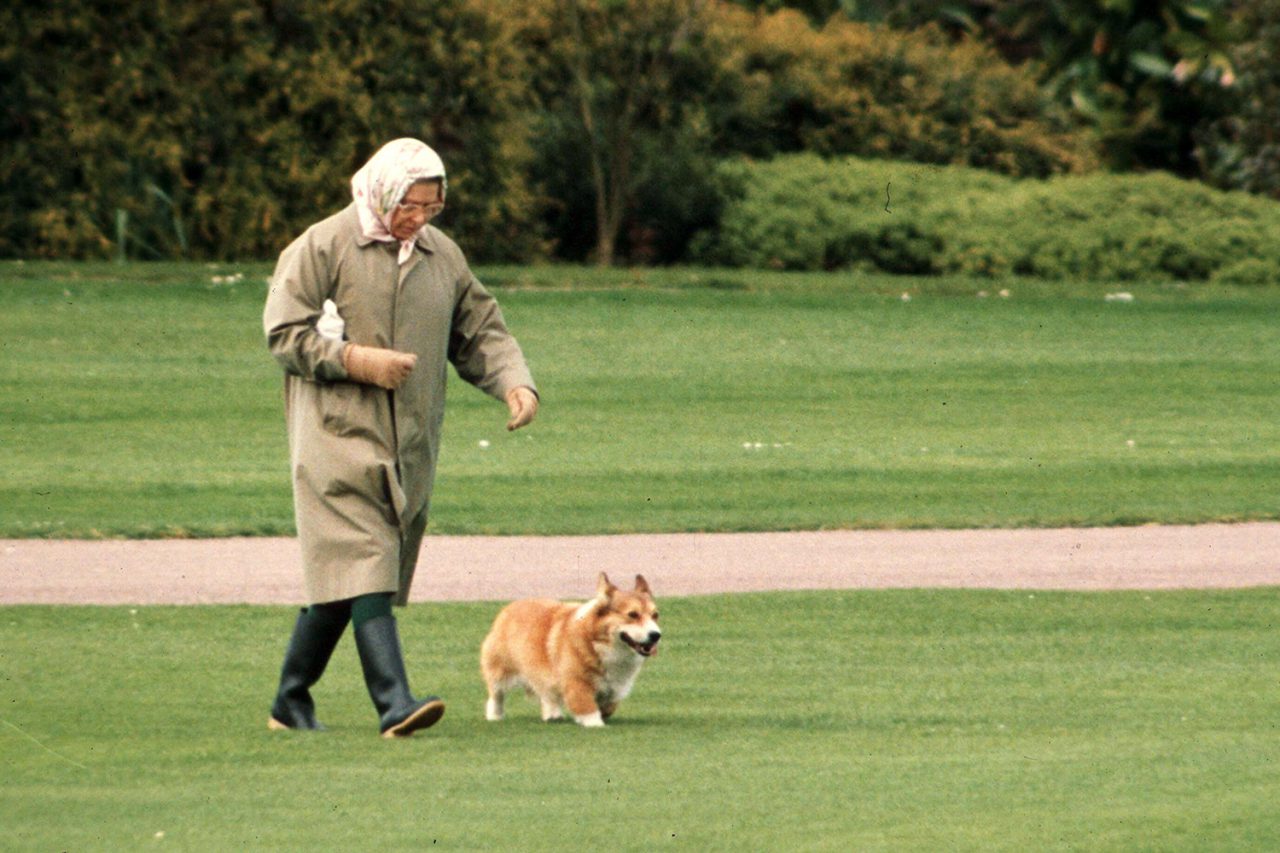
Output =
[
  {"x1": 1, "y1": 0, "x2": 540, "y2": 260},
  {"x1": 705, "y1": 6, "x2": 1094, "y2": 176}
]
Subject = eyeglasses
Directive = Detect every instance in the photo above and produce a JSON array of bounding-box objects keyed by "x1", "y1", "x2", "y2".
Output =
[{"x1": 395, "y1": 201, "x2": 446, "y2": 219}]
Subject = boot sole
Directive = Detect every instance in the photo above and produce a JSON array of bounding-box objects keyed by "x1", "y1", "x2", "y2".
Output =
[
  {"x1": 268, "y1": 716, "x2": 327, "y2": 732},
  {"x1": 382, "y1": 699, "x2": 446, "y2": 738}
]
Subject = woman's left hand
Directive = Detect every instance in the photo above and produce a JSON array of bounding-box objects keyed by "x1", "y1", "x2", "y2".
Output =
[{"x1": 505, "y1": 386, "x2": 539, "y2": 431}]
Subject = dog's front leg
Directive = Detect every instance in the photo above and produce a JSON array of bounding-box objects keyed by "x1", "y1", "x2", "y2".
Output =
[
  {"x1": 539, "y1": 694, "x2": 564, "y2": 722},
  {"x1": 562, "y1": 680, "x2": 605, "y2": 727}
]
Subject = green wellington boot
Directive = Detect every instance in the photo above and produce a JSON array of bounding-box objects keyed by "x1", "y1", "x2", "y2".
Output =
[
  {"x1": 353, "y1": 614, "x2": 445, "y2": 737},
  {"x1": 268, "y1": 605, "x2": 350, "y2": 731}
]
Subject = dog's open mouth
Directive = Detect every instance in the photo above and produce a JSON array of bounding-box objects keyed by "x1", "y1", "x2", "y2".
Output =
[{"x1": 622, "y1": 635, "x2": 660, "y2": 657}]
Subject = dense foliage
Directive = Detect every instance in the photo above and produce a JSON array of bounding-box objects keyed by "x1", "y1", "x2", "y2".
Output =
[
  {"x1": 523, "y1": 2, "x2": 1094, "y2": 264},
  {"x1": 515, "y1": 0, "x2": 723, "y2": 265},
  {"x1": 694, "y1": 153, "x2": 1280, "y2": 280},
  {"x1": 0, "y1": 0, "x2": 1094, "y2": 263},
  {"x1": 706, "y1": 7, "x2": 1093, "y2": 176},
  {"x1": 802, "y1": 0, "x2": 1239, "y2": 177},
  {"x1": 0, "y1": 0, "x2": 1273, "y2": 268},
  {"x1": 0, "y1": 0, "x2": 541, "y2": 261},
  {"x1": 1196, "y1": 0, "x2": 1280, "y2": 200}
]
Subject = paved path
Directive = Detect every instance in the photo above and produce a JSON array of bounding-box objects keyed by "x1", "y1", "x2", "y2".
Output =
[{"x1": 2, "y1": 522, "x2": 1277, "y2": 605}]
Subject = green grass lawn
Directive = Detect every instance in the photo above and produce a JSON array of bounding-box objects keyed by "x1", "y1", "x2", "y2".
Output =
[
  {"x1": 2, "y1": 261, "x2": 1278, "y2": 537},
  {"x1": 3, "y1": 263, "x2": 1277, "y2": 850},
  {"x1": 3, "y1": 590, "x2": 1278, "y2": 851}
]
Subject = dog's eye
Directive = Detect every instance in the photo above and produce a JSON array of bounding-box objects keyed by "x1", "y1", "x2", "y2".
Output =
[
  {"x1": 628, "y1": 611, "x2": 640, "y2": 620},
  {"x1": 652, "y1": 611, "x2": 659, "y2": 621}
]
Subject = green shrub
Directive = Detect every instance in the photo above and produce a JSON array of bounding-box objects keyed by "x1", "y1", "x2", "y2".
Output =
[
  {"x1": 0, "y1": 0, "x2": 543, "y2": 262},
  {"x1": 695, "y1": 154, "x2": 1280, "y2": 280},
  {"x1": 961, "y1": 173, "x2": 1280, "y2": 281},
  {"x1": 1211, "y1": 257, "x2": 1280, "y2": 286},
  {"x1": 706, "y1": 7, "x2": 1095, "y2": 178},
  {"x1": 692, "y1": 154, "x2": 1010, "y2": 272}
]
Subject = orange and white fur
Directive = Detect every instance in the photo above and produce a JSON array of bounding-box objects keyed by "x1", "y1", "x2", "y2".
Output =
[{"x1": 481, "y1": 573, "x2": 661, "y2": 727}]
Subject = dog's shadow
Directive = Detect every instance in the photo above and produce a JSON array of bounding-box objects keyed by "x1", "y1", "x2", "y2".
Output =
[{"x1": 486, "y1": 714, "x2": 670, "y2": 729}]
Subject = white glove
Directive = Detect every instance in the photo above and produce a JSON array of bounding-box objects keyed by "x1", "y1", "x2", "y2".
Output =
[{"x1": 317, "y1": 299, "x2": 345, "y2": 341}]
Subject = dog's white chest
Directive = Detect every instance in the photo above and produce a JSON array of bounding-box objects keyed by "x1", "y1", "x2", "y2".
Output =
[{"x1": 597, "y1": 644, "x2": 645, "y2": 703}]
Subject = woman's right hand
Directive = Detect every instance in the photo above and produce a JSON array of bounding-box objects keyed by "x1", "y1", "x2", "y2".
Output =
[{"x1": 342, "y1": 344, "x2": 418, "y2": 390}]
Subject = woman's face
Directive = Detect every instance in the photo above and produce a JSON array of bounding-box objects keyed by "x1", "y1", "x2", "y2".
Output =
[{"x1": 389, "y1": 180, "x2": 444, "y2": 241}]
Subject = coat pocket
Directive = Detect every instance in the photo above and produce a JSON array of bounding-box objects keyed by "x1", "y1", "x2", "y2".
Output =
[{"x1": 319, "y1": 381, "x2": 382, "y2": 441}]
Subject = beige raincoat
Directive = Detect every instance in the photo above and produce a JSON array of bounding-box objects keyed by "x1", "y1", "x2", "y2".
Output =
[{"x1": 264, "y1": 203, "x2": 536, "y2": 605}]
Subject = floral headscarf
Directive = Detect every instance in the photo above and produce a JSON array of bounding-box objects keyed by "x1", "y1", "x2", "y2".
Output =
[{"x1": 350, "y1": 138, "x2": 448, "y2": 264}]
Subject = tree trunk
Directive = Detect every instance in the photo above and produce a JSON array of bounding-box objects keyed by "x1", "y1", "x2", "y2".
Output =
[{"x1": 560, "y1": 0, "x2": 707, "y2": 266}]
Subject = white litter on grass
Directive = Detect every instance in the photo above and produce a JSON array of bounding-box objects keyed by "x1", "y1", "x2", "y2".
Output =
[
  {"x1": 998, "y1": 289, "x2": 1011, "y2": 298},
  {"x1": 1105, "y1": 292, "x2": 1135, "y2": 302},
  {"x1": 1126, "y1": 439, "x2": 1136, "y2": 448},
  {"x1": 900, "y1": 292, "x2": 912, "y2": 302},
  {"x1": 478, "y1": 440, "x2": 491, "y2": 449}
]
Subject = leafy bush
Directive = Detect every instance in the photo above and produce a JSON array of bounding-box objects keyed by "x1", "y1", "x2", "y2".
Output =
[
  {"x1": 691, "y1": 154, "x2": 1010, "y2": 272},
  {"x1": 1195, "y1": 0, "x2": 1280, "y2": 200},
  {"x1": 705, "y1": 7, "x2": 1095, "y2": 178},
  {"x1": 0, "y1": 0, "x2": 542, "y2": 262},
  {"x1": 1211, "y1": 258, "x2": 1280, "y2": 287},
  {"x1": 694, "y1": 154, "x2": 1280, "y2": 280},
  {"x1": 960, "y1": 173, "x2": 1280, "y2": 281}
]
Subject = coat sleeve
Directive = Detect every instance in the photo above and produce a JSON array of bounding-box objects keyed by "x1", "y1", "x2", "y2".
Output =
[
  {"x1": 448, "y1": 268, "x2": 537, "y2": 401},
  {"x1": 263, "y1": 227, "x2": 349, "y2": 381}
]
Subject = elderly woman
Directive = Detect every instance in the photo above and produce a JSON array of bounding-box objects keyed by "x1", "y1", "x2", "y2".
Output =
[{"x1": 263, "y1": 138, "x2": 538, "y2": 737}]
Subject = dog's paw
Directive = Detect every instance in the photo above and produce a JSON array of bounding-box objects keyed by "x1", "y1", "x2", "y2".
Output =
[
  {"x1": 485, "y1": 698, "x2": 505, "y2": 722},
  {"x1": 576, "y1": 711, "x2": 606, "y2": 728}
]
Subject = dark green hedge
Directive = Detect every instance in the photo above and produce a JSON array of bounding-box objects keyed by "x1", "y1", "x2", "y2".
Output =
[{"x1": 693, "y1": 154, "x2": 1280, "y2": 282}]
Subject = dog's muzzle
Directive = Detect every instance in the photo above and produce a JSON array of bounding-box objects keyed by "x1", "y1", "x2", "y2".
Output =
[{"x1": 623, "y1": 631, "x2": 661, "y2": 657}]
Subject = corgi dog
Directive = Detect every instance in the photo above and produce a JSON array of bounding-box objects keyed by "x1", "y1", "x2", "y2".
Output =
[{"x1": 481, "y1": 573, "x2": 661, "y2": 727}]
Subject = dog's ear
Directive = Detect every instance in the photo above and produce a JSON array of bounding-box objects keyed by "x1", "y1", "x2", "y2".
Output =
[
  {"x1": 592, "y1": 573, "x2": 616, "y2": 616},
  {"x1": 634, "y1": 574, "x2": 651, "y2": 595}
]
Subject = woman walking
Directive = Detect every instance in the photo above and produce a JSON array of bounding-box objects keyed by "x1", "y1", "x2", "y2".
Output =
[{"x1": 262, "y1": 138, "x2": 538, "y2": 736}]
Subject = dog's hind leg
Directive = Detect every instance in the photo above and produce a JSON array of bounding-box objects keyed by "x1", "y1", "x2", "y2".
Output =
[{"x1": 485, "y1": 677, "x2": 516, "y2": 722}]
